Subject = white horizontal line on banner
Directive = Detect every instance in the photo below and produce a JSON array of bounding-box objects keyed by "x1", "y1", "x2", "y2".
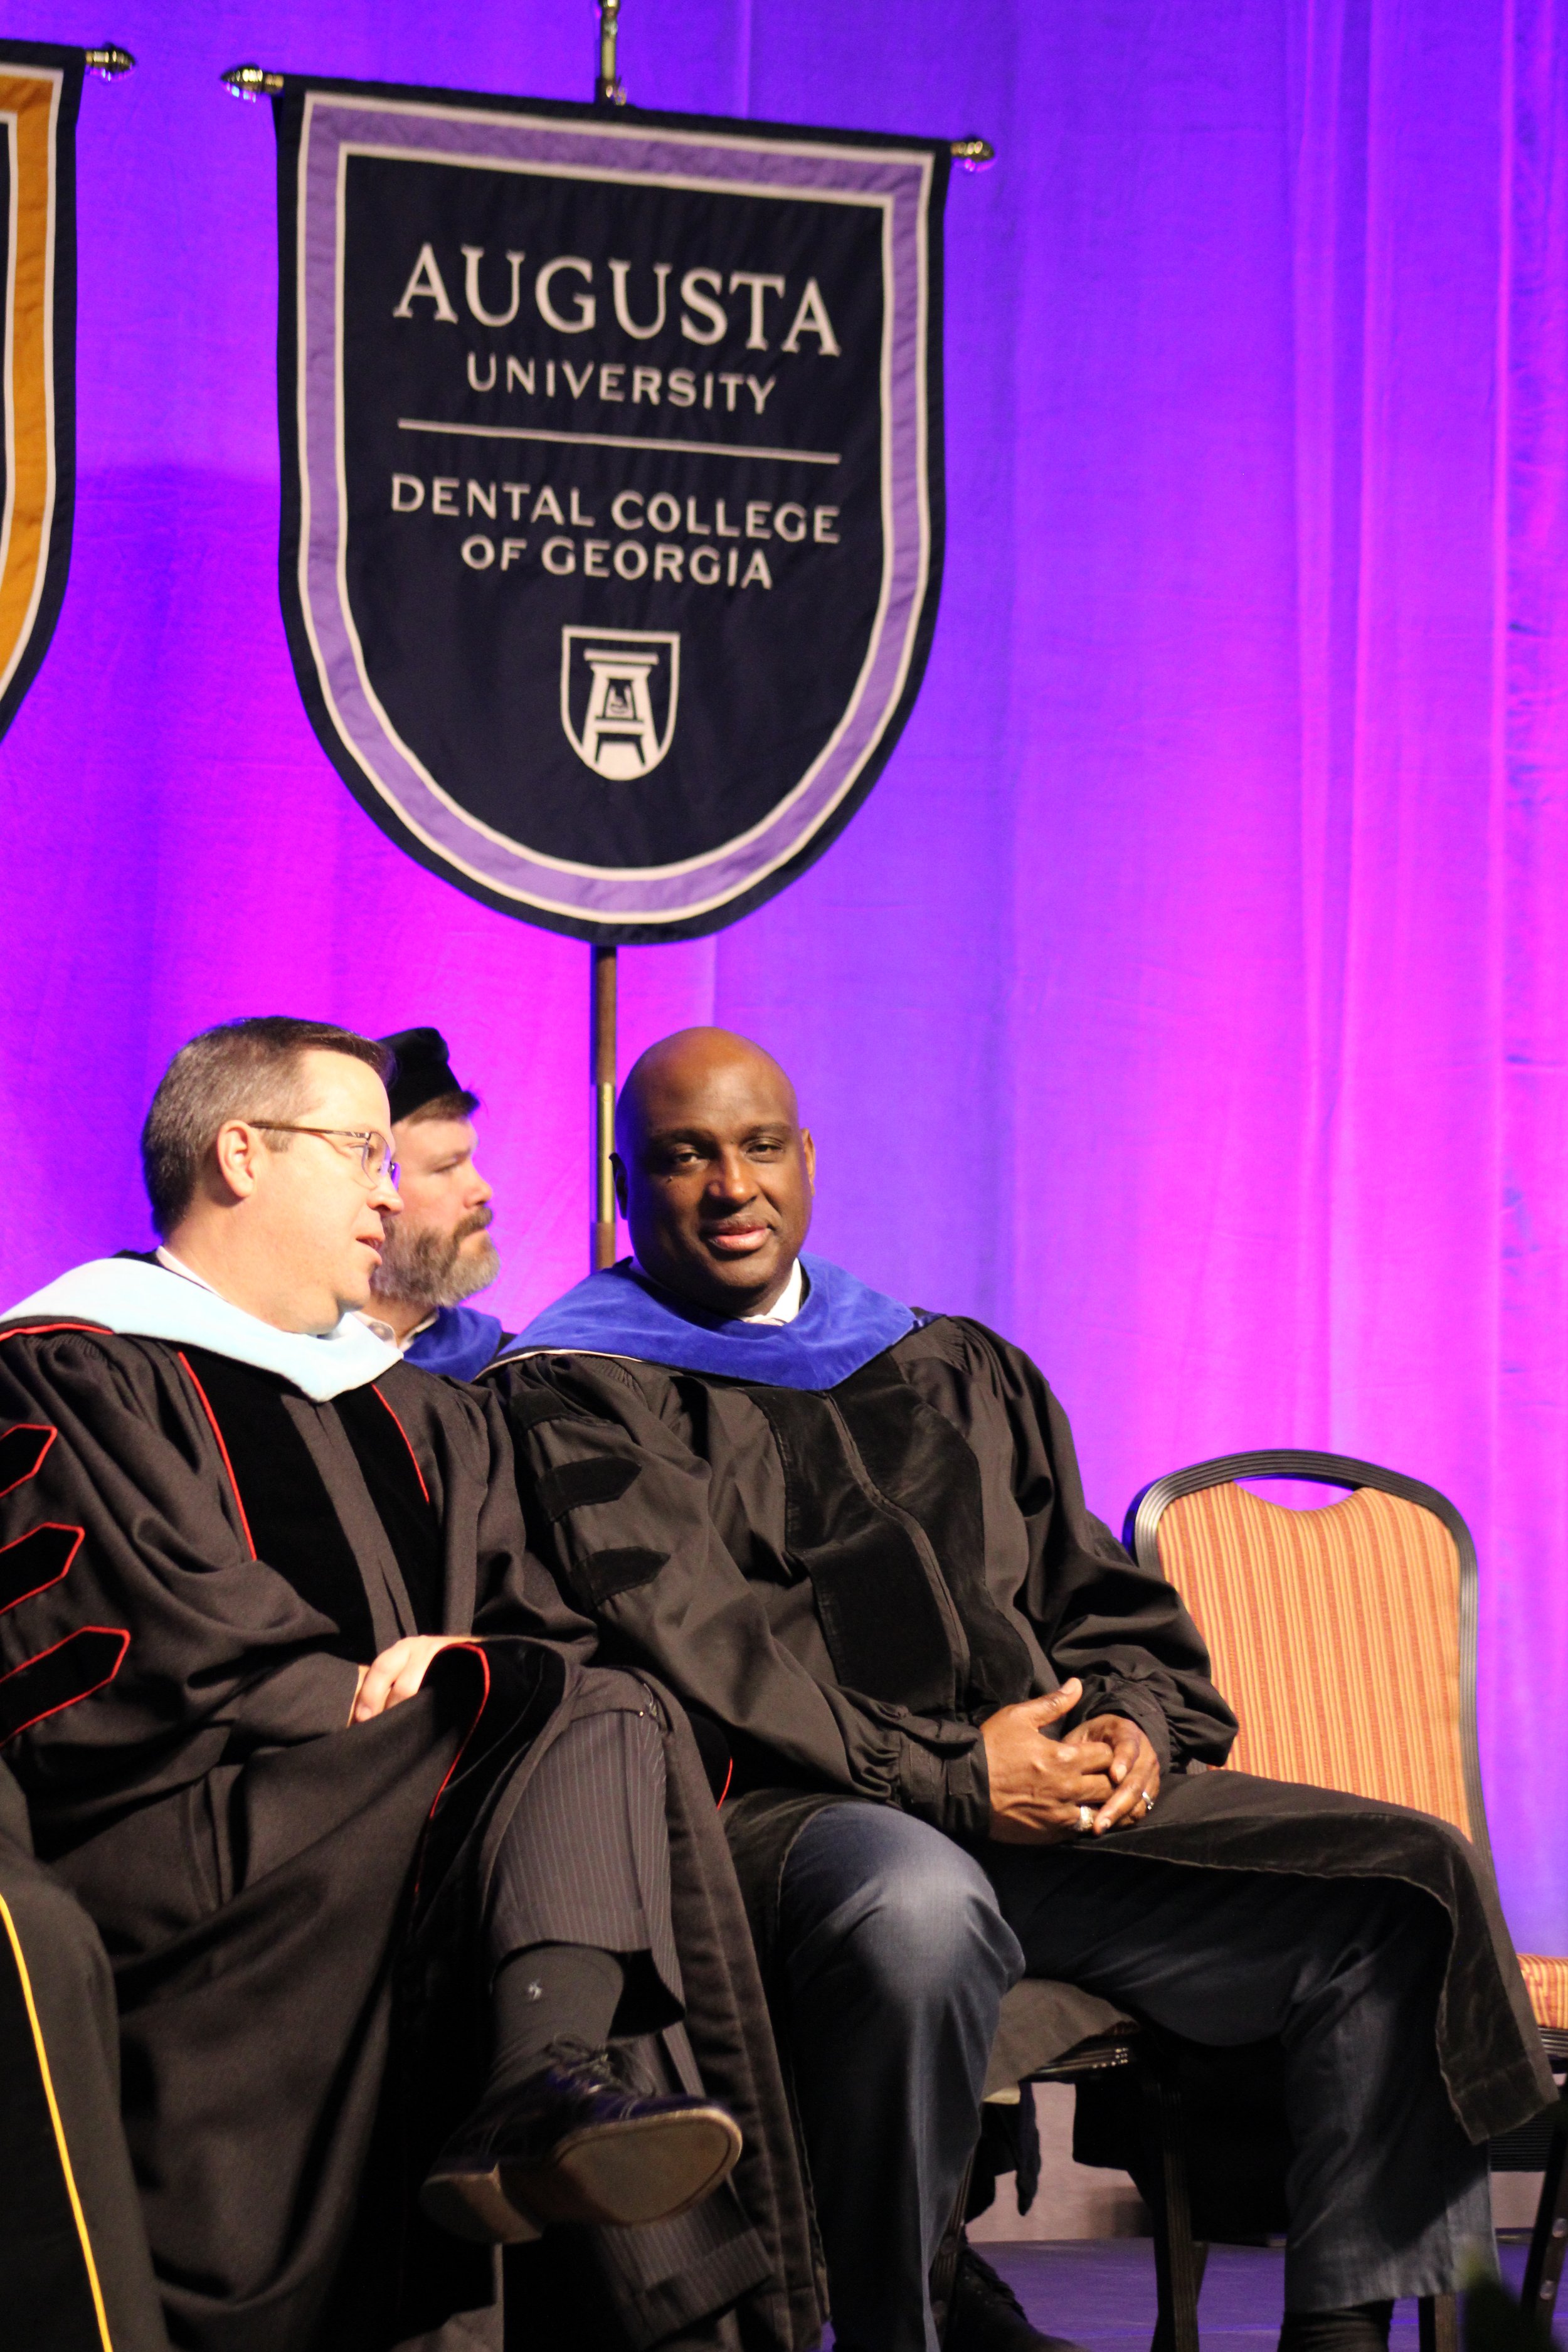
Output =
[{"x1": 396, "y1": 418, "x2": 841, "y2": 466}]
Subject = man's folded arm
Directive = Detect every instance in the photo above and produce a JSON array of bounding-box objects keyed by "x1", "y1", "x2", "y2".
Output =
[
  {"x1": 495, "y1": 1358, "x2": 994, "y2": 1836},
  {"x1": 0, "y1": 1332, "x2": 366, "y2": 1778},
  {"x1": 967, "y1": 1325, "x2": 1239, "y2": 1771}
]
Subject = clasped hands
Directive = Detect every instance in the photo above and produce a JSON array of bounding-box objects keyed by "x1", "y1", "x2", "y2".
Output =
[
  {"x1": 346, "y1": 1654, "x2": 1161, "y2": 1852},
  {"x1": 980, "y1": 1678, "x2": 1160, "y2": 1844}
]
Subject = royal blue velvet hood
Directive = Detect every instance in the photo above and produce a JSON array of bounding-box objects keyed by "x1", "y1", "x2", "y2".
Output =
[
  {"x1": 497, "y1": 1255, "x2": 919, "y2": 1392},
  {"x1": 404, "y1": 1303, "x2": 507, "y2": 1382}
]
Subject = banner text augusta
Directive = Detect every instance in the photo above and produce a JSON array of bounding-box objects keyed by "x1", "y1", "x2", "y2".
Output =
[{"x1": 275, "y1": 83, "x2": 948, "y2": 940}]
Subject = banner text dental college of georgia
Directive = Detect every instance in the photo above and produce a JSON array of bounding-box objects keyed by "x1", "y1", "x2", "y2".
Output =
[{"x1": 273, "y1": 81, "x2": 948, "y2": 941}]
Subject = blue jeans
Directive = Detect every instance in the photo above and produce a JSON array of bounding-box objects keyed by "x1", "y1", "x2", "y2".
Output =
[{"x1": 776, "y1": 1804, "x2": 1493, "y2": 2352}]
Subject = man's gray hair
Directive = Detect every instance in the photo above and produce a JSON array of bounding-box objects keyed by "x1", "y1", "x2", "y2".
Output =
[{"x1": 141, "y1": 1016, "x2": 392, "y2": 1238}]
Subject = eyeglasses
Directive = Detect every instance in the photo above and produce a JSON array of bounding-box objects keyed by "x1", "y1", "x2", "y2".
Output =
[{"x1": 245, "y1": 1123, "x2": 400, "y2": 1187}]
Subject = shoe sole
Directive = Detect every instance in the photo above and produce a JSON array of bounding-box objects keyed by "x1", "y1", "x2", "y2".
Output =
[
  {"x1": 511, "y1": 2105, "x2": 742, "y2": 2229},
  {"x1": 421, "y1": 2105, "x2": 742, "y2": 2243}
]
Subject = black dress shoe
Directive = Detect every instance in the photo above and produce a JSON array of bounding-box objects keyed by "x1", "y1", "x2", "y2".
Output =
[
  {"x1": 421, "y1": 2042, "x2": 743, "y2": 2245},
  {"x1": 1278, "y1": 2304, "x2": 1396, "y2": 2352},
  {"x1": 946, "y1": 2246, "x2": 1096, "y2": 2352}
]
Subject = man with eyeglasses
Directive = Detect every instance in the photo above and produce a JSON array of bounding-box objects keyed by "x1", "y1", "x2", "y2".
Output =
[
  {"x1": 0, "y1": 1017, "x2": 814, "y2": 2352},
  {"x1": 365, "y1": 1025, "x2": 511, "y2": 1382}
]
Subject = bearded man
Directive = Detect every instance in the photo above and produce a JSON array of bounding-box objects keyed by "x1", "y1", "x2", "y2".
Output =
[
  {"x1": 485, "y1": 1027, "x2": 1553, "y2": 2352},
  {"x1": 366, "y1": 1027, "x2": 509, "y2": 1380},
  {"x1": 0, "y1": 1019, "x2": 817, "y2": 2352}
]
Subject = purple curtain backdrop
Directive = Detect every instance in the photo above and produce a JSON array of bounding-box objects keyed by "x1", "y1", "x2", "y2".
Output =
[{"x1": 0, "y1": 1, "x2": 1562, "y2": 1951}]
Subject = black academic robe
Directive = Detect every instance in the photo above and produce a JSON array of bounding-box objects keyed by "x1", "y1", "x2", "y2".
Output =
[
  {"x1": 487, "y1": 1314, "x2": 1554, "y2": 2150},
  {"x1": 0, "y1": 1756, "x2": 169, "y2": 2352},
  {"x1": 0, "y1": 1322, "x2": 819, "y2": 2352}
]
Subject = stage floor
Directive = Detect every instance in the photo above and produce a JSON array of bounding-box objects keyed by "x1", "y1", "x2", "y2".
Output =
[{"x1": 824, "y1": 2240, "x2": 1551, "y2": 2352}]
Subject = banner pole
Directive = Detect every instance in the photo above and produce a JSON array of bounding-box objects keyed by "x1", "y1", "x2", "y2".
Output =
[
  {"x1": 591, "y1": 945, "x2": 618, "y2": 1269},
  {"x1": 589, "y1": 0, "x2": 623, "y2": 1276},
  {"x1": 595, "y1": 0, "x2": 627, "y2": 109}
]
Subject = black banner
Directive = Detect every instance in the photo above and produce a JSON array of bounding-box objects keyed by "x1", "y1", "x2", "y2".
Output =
[{"x1": 275, "y1": 80, "x2": 946, "y2": 940}]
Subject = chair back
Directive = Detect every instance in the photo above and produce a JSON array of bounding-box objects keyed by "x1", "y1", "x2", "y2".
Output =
[{"x1": 1123, "y1": 1451, "x2": 1488, "y2": 1866}]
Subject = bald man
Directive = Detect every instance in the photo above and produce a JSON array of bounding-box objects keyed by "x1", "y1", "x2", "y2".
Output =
[{"x1": 484, "y1": 1030, "x2": 1550, "y2": 2352}]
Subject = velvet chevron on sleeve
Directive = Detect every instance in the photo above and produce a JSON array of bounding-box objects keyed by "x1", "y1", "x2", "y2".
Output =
[{"x1": 898, "y1": 1316, "x2": 1239, "y2": 1772}]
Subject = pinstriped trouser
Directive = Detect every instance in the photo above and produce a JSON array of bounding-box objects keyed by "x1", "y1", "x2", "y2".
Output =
[
  {"x1": 480, "y1": 1668, "x2": 768, "y2": 2334},
  {"x1": 484, "y1": 1668, "x2": 683, "y2": 2024}
]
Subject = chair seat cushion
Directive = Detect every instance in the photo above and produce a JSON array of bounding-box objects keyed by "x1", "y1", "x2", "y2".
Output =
[
  {"x1": 984, "y1": 1976, "x2": 1135, "y2": 2097},
  {"x1": 1520, "y1": 1954, "x2": 1568, "y2": 2032}
]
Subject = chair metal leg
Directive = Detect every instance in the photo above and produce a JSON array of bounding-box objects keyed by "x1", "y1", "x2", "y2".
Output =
[
  {"x1": 1145, "y1": 2062, "x2": 1205, "y2": 2352},
  {"x1": 1417, "y1": 2295, "x2": 1459, "y2": 2352},
  {"x1": 1519, "y1": 2095, "x2": 1568, "y2": 2333}
]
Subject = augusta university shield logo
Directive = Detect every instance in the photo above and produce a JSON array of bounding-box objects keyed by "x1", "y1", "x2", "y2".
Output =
[
  {"x1": 561, "y1": 627, "x2": 679, "y2": 781},
  {"x1": 275, "y1": 80, "x2": 948, "y2": 941}
]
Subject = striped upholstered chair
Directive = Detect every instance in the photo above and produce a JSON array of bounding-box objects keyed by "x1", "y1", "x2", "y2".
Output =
[{"x1": 1123, "y1": 1452, "x2": 1568, "y2": 2339}]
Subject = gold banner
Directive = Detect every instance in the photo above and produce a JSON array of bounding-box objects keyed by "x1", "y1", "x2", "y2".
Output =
[{"x1": 0, "y1": 46, "x2": 82, "y2": 736}]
